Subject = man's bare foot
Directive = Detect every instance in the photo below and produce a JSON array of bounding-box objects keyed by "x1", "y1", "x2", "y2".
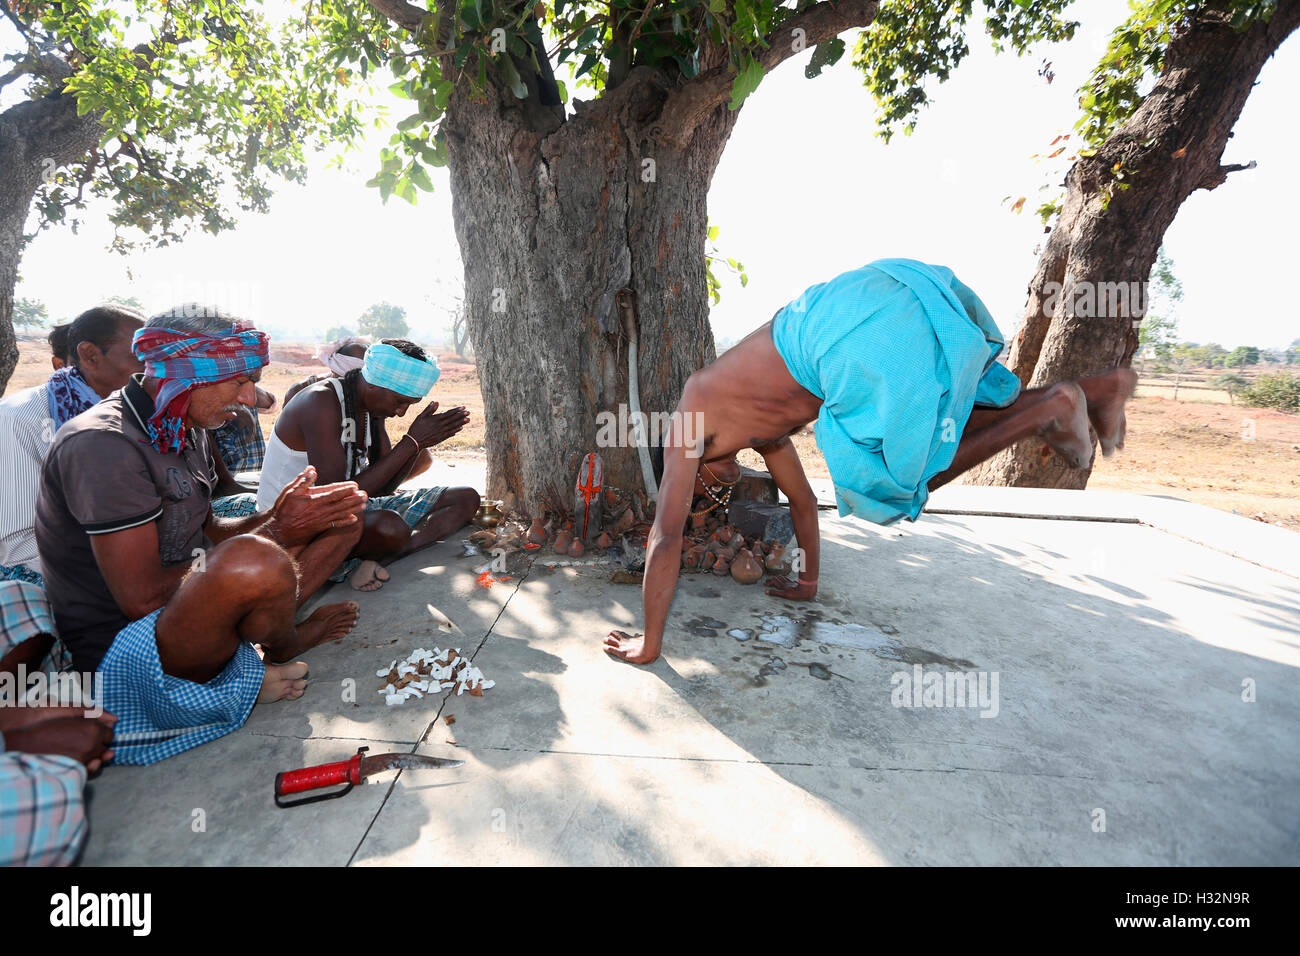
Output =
[
  {"x1": 349, "y1": 559, "x2": 390, "y2": 592},
  {"x1": 258, "y1": 660, "x2": 309, "y2": 703},
  {"x1": 603, "y1": 629, "x2": 660, "y2": 665},
  {"x1": 1084, "y1": 367, "x2": 1137, "y2": 456},
  {"x1": 295, "y1": 601, "x2": 361, "y2": 650},
  {"x1": 1039, "y1": 382, "x2": 1094, "y2": 469}
]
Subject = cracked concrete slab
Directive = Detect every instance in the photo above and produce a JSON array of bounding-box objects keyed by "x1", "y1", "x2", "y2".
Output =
[{"x1": 75, "y1": 489, "x2": 1300, "y2": 866}]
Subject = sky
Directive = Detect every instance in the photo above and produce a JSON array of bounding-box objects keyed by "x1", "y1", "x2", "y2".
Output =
[{"x1": 10, "y1": 0, "x2": 1300, "y2": 351}]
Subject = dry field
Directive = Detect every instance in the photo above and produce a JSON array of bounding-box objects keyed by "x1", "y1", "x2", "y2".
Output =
[{"x1": 8, "y1": 336, "x2": 1298, "y2": 530}]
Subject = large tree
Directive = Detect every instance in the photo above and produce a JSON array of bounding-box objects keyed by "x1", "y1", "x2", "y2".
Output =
[
  {"x1": 962, "y1": 0, "x2": 1300, "y2": 488},
  {"x1": 315, "y1": 0, "x2": 1079, "y2": 514},
  {"x1": 0, "y1": 0, "x2": 363, "y2": 393}
]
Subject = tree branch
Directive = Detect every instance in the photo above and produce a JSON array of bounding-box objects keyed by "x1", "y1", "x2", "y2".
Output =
[
  {"x1": 656, "y1": 0, "x2": 878, "y2": 148},
  {"x1": 365, "y1": 0, "x2": 429, "y2": 33}
]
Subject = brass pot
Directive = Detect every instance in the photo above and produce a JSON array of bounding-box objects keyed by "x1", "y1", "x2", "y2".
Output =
[{"x1": 473, "y1": 500, "x2": 504, "y2": 528}]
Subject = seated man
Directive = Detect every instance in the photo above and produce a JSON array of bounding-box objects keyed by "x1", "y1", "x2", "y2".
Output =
[
  {"x1": 1, "y1": 304, "x2": 146, "y2": 588},
  {"x1": 47, "y1": 322, "x2": 72, "y2": 371},
  {"x1": 282, "y1": 335, "x2": 370, "y2": 406},
  {"x1": 1, "y1": 577, "x2": 115, "y2": 866},
  {"x1": 259, "y1": 339, "x2": 479, "y2": 591},
  {"x1": 209, "y1": 384, "x2": 278, "y2": 519},
  {"x1": 35, "y1": 304, "x2": 367, "y2": 765},
  {"x1": 605, "y1": 258, "x2": 1136, "y2": 665}
]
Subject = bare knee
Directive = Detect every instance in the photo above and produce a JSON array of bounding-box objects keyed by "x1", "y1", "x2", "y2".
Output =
[
  {"x1": 444, "y1": 487, "x2": 480, "y2": 522},
  {"x1": 363, "y1": 510, "x2": 411, "y2": 555},
  {"x1": 204, "y1": 534, "x2": 296, "y2": 596}
]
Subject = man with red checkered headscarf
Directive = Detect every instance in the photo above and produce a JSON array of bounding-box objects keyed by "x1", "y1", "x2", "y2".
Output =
[{"x1": 34, "y1": 305, "x2": 369, "y2": 765}]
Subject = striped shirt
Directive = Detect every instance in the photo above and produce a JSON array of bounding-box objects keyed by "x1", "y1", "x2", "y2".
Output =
[{"x1": 0, "y1": 384, "x2": 52, "y2": 574}]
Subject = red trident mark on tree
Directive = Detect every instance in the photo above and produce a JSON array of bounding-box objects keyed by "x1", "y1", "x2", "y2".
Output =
[{"x1": 576, "y1": 453, "x2": 603, "y2": 542}]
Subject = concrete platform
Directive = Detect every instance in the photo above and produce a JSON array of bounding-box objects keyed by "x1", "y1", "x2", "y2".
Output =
[{"x1": 78, "y1": 487, "x2": 1300, "y2": 866}]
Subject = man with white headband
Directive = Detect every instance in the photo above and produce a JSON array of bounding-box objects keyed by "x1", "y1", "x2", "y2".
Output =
[
  {"x1": 261, "y1": 337, "x2": 479, "y2": 591},
  {"x1": 34, "y1": 305, "x2": 369, "y2": 764}
]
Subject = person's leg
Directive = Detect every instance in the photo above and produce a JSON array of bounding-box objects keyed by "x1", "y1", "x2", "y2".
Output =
[
  {"x1": 353, "y1": 490, "x2": 482, "y2": 567},
  {"x1": 395, "y1": 487, "x2": 480, "y2": 558},
  {"x1": 285, "y1": 519, "x2": 366, "y2": 604},
  {"x1": 963, "y1": 368, "x2": 1137, "y2": 453},
  {"x1": 153, "y1": 535, "x2": 358, "y2": 684},
  {"x1": 927, "y1": 382, "x2": 1093, "y2": 490}
]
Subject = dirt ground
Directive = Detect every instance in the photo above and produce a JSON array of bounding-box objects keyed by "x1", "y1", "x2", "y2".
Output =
[{"x1": 8, "y1": 336, "x2": 1298, "y2": 530}]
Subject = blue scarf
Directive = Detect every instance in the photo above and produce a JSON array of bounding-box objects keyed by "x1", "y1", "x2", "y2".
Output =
[{"x1": 46, "y1": 366, "x2": 102, "y2": 430}]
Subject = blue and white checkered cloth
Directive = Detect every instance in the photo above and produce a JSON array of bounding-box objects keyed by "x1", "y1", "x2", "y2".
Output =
[
  {"x1": 361, "y1": 343, "x2": 440, "y2": 398},
  {"x1": 0, "y1": 577, "x2": 55, "y2": 652},
  {"x1": 96, "y1": 609, "x2": 264, "y2": 765},
  {"x1": 771, "y1": 259, "x2": 1021, "y2": 524},
  {"x1": 0, "y1": 749, "x2": 87, "y2": 866},
  {"x1": 212, "y1": 414, "x2": 267, "y2": 473}
]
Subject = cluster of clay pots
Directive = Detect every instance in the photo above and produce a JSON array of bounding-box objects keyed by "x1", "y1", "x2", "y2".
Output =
[{"x1": 681, "y1": 522, "x2": 788, "y2": 585}]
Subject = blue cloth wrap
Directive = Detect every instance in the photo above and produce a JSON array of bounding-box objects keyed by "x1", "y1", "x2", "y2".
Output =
[{"x1": 771, "y1": 258, "x2": 1021, "y2": 524}]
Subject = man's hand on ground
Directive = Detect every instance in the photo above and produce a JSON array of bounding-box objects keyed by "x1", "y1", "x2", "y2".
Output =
[
  {"x1": 3, "y1": 712, "x2": 117, "y2": 775},
  {"x1": 764, "y1": 574, "x2": 817, "y2": 601},
  {"x1": 267, "y1": 466, "x2": 367, "y2": 548},
  {"x1": 405, "y1": 403, "x2": 470, "y2": 449},
  {"x1": 603, "y1": 630, "x2": 661, "y2": 665}
]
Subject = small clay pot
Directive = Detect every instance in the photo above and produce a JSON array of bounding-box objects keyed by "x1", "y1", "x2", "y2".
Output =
[
  {"x1": 553, "y1": 529, "x2": 573, "y2": 554},
  {"x1": 699, "y1": 552, "x2": 716, "y2": 572},
  {"x1": 690, "y1": 513, "x2": 707, "y2": 532},
  {"x1": 712, "y1": 555, "x2": 731, "y2": 576},
  {"x1": 730, "y1": 548, "x2": 763, "y2": 585},
  {"x1": 568, "y1": 537, "x2": 585, "y2": 558},
  {"x1": 526, "y1": 518, "x2": 547, "y2": 545},
  {"x1": 683, "y1": 545, "x2": 705, "y2": 570},
  {"x1": 716, "y1": 526, "x2": 733, "y2": 545},
  {"x1": 596, "y1": 531, "x2": 613, "y2": 549},
  {"x1": 751, "y1": 539, "x2": 766, "y2": 560}
]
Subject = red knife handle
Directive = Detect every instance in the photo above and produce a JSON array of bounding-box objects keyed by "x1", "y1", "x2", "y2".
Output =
[{"x1": 275, "y1": 752, "x2": 363, "y2": 796}]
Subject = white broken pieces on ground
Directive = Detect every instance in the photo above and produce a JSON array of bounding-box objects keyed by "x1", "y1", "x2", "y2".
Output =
[{"x1": 376, "y1": 646, "x2": 496, "y2": 707}]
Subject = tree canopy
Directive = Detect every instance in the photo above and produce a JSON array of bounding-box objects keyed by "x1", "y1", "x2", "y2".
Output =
[{"x1": 2, "y1": 0, "x2": 366, "y2": 251}]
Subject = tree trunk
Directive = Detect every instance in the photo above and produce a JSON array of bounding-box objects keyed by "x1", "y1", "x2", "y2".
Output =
[
  {"x1": 968, "y1": 1, "x2": 1300, "y2": 489},
  {"x1": 0, "y1": 90, "x2": 102, "y2": 395},
  {"x1": 444, "y1": 67, "x2": 732, "y2": 514}
]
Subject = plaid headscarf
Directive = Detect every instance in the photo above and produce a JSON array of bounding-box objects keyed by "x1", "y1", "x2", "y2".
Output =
[
  {"x1": 45, "y1": 366, "x2": 102, "y2": 430},
  {"x1": 132, "y1": 324, "x2": 270, "y2": 455},
  {"x1": 361, "y1": 342, "x2": 439, "y2": 398}
]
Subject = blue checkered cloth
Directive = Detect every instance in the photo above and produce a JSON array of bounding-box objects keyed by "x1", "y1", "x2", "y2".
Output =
[
  {"x1": 1, "y1": 578, "x2": 56, "y2": 651},
  {"x1": 211, "y1": 493, "x2": 259, "y2": 518},
  {"x1": 212, "y1": 414, "x2": 266, "y2": 473},
  {"x1": 0, "y1": 571, "x2": 73, "y2": 674},
  {"x1": 361, "y1": 343, "x2": 440, "y2": 398},
  {"x1": 0, "y1": 750, "x2": 87, "y2": 866},
  {"x1": 96, "y1": 609, "x2": 265, "y2": 765},
  {"x1": 329, "y1": 486, "x2": 446, "y2": 582},
  {"x1": 771, "y1": 258, "x2": 1021, "y2": 524}
]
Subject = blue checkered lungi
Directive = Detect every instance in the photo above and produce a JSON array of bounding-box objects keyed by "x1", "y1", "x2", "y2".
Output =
[
  {"x1": 96, "y1": 609, "x2": 265, "y2": 765},
  {"x1": 0, "y1": 570, "x2": 76, "y2": 674},
  {"x1": 211, "y1": 414, "x2": 267, "y2": 473}
]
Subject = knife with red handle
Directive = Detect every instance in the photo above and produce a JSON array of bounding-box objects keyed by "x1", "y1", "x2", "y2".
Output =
[{"x1": 274, "y1": 746, "x2": 464, "y2": 807}]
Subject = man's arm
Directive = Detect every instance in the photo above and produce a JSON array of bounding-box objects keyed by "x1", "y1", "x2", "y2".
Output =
[
  {"x1": 756, "y1": 438, "x2": 820, "y2": 599},
  {"x1": 89, "y1": 523, "x2": 192, "y2": 621},
  {"x1": 603, "y1": 388, "x2": 700, "y2": 665}
]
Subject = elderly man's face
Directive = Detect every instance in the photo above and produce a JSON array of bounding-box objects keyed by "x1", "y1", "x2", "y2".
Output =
[{"x1": 187, "y1": 370, "x2": 262, "y2": 429}]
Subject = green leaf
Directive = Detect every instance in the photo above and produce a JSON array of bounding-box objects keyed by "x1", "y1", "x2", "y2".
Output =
[
  {"x1": 728, "y1": 57, "x2": 764, "y2": 111},
  {"x1": 805, "y1": 37, "x2": 845, "y2": 79},
  {"x1": 409, "y1": 163, "x2": 435, "y2": 192}
]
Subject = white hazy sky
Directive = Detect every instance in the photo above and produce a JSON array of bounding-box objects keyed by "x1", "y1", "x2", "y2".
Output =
[{"x1": 12, "y1": 0, "x2": 1300, "y2": 350}]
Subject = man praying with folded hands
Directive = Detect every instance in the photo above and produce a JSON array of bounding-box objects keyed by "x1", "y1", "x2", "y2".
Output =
[{"x1": 34, "y1": 305, "x2": 368, "y2": 765}]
